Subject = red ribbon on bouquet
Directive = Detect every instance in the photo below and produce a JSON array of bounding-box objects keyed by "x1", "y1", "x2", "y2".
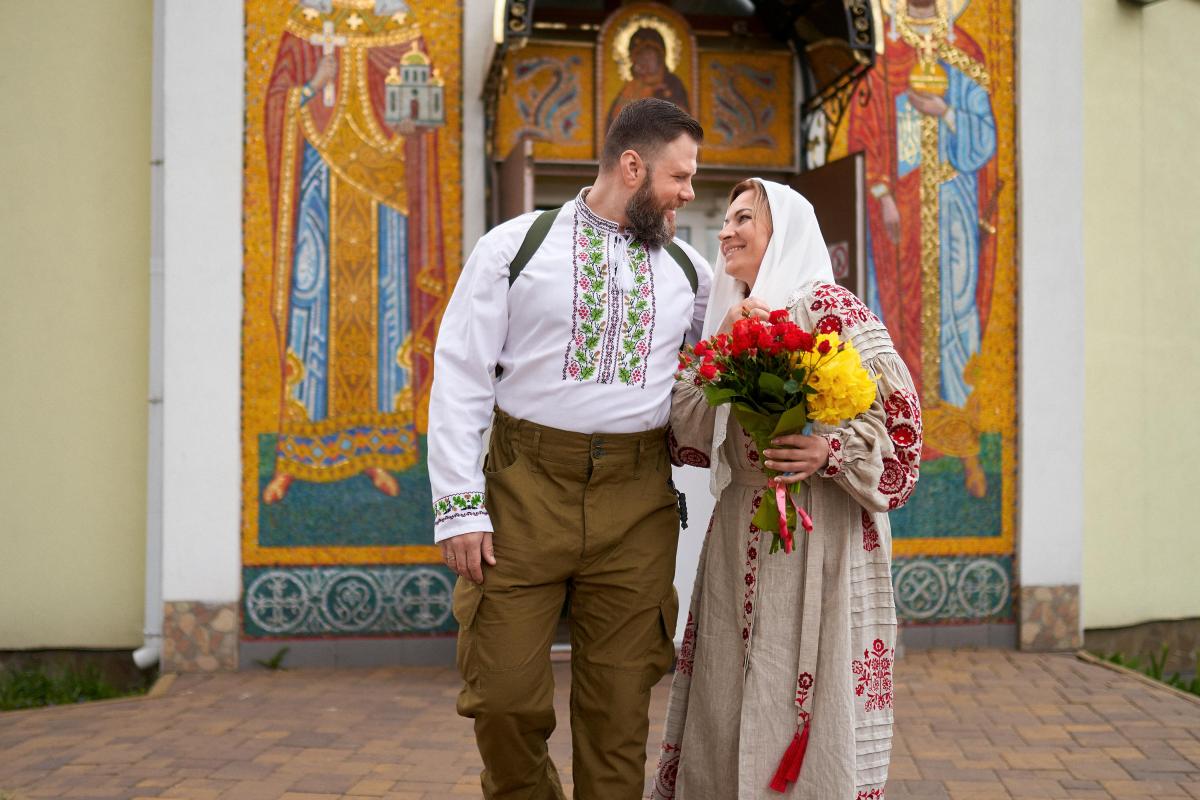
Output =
[{"x1": 771, "y1": 480, "x2": 814, "y2": 554}]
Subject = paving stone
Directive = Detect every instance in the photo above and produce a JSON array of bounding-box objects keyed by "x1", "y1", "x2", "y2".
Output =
[{"x1": 1, "y1": 651, "x2": 1198, "y2": 799}]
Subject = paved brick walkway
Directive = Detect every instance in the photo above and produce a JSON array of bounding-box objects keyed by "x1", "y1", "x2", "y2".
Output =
[{"x1": 1, "y1": 650, "x2": 1198, "y2": 799}]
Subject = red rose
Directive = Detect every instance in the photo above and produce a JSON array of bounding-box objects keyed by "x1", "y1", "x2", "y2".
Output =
[
  {"x1": 818, "y1": 340, "x2": 832, "y2": 355},
  {"x1": 782, "y1": 329, "x2": 804, "y2": 350},
  {"x1": 694, "y1": 340, "x2": 709, "y2": 356},
  {"x1": 769, "y1": 309, "x2": 790, "y2": 324},
  {"x1": 699, "y1": 363, "x2": 718, "y2": 380},
  {"x1": 756, "y1": 331, "x2": 774, "y2": 350}
]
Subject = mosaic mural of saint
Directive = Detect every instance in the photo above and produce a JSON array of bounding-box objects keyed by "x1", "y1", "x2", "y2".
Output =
[
  {"x1": 606, "y1": 27, "x2": 690, "y2": 131},
  {"x1": 261, "y1": 0, "x2": 447, "y2": 505},
  {"x1": 848, "y1": 0, "x2": 998, "y2": 497}
]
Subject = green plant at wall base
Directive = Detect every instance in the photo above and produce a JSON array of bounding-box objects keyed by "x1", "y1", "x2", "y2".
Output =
[
  {"x1": 1101, "y1": 647, "x2": 1200, "y2": 699},
  {"x1": 0, "y1": 664, "x2": 142, "y2": 711},
  {"x1": 254, "y1": 646, "x2": 290, "y2": 671}
]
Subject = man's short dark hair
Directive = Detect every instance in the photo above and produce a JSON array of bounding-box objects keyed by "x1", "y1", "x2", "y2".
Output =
[{"x1": 600, "y1": 98, "x2": 703, "y2": 169}]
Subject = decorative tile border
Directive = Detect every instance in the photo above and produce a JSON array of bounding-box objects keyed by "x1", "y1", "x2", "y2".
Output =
[
  {"x1": 163, "y1": 601, "x2": 239, "y2": 672},
  {"x1": 892, "y1": 556, "x2": 1014, "y2": 623},
  {"x1": 1019, "y1": 584, "x2": 1082, "y2": 652},
  {"x1": 242, "y1": 565, "x2": 456, "y2": 638}
]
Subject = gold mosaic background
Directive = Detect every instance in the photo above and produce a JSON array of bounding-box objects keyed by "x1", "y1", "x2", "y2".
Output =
[
  {"x1": 697, "y1": 50, "x2": 796, "y2": 169},
  {"x1": 495, "y1": 43, "x2": 595, "y2": 162},
  {"x1": 830, "y1": 0, "x2": 1016, "y2": 559},
  {"x1": 242, "y1": 0, "x2": 461, "y2": 567}
]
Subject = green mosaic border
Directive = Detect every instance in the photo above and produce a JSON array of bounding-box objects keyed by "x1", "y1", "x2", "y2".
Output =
[
  {"x1": 892, "y1": 555, "x2": 1014, "y2": 623},
  {"x1": 243, "y1": 565, "x2": 456, "y2": 638}
]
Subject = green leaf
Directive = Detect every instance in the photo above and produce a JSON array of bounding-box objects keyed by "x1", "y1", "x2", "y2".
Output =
[
  {"x1": 731, "y1": 405, "x2": 778, "y2": 447},
  {"x1": 771, "y1": 402, "x2": 811, "y2": 438},
  {"x1": 702, "y1": 387, "x2": 738, "y2": 405},
  {"x1": 758, "y1": 372, "x2": 787, "y2": 399},
  {"x1": 752, "y1": 497, "x2": 778, "y2": 531},
  {"x1": 254, "y1": 646, "x2": 290, "y2": 671},
  {"x1": 782, "y1": 379, "x2": 800, "y2": 394}
]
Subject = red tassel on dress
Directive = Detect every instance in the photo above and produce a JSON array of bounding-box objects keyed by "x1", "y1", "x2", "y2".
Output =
[{"x1": 768, "y1": 722, "x2": 810, "y2": 793}]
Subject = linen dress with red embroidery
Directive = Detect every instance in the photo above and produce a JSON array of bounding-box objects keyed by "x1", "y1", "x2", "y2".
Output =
[{"x1": 652, "y1": 282, "x2": 921, "y2": 800}]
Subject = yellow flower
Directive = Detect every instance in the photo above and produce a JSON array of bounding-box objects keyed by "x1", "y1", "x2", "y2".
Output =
[{"x1": 804, "y1": 334, "x2": 877, "y2": 425}]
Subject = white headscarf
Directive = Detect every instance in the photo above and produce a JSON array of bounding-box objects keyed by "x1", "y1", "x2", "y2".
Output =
[{"x1": 701, "y1": 178, "x2": 836, "y2": 497}]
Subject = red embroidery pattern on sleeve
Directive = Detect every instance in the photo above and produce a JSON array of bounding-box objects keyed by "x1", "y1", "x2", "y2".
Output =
[
  {"x1": 809, "y1": 284, "x2": 880, "y2": 335},
  {"x1": 676, "y1": 613, "x2": 697, "y2": 676},
  {"x1": 652, "y1": 742, "x2": 680, "y2": 799},
  {"x1": 668, "y1": 427, "x2": 710, "y2": 468},
  {"x1": 852, "y1": 639, "x2": 895, "y2": 713},
  {"x1": 861, "y1": 508, "x2": 880, "y2": 552},
  {"x1": 878, "y1": 389, "x2": 922, "y2": 509},
  {"x1": 820, "y1": 432, "x2": 844, "y2": 477},
  {"x1": 856, "y1": 790, "x2": 885, "y2": 799}
]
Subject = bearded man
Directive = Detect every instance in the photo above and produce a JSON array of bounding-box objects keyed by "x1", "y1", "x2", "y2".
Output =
[{"x1": 428, "y1": 98, "x2": 711, "y2": 799}]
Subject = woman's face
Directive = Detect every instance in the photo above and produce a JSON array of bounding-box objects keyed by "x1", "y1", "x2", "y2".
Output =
[{"x1": 718, "y1": 188, "x2": 772, "y2": 288}]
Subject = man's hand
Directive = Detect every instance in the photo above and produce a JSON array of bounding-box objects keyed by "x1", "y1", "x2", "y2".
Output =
[
  {"x1": 761, "y1": 434, "x2": 830, "y2": 485},
  {"x1": 440, "y1": 531, "x2": 496, "y2": 584},
  {"x1": 906, "y1": 89, "x2": 948, "y2": 118}
]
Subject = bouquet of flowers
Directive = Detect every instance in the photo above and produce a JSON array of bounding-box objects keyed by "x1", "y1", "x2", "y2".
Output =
[{"x1": 679, "y1": 309, "x2": 877, "y2": 554}]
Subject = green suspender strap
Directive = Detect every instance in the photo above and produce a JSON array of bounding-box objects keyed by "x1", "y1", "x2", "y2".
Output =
[
  {"x1": 664, "y1": 240, "x2": 698, "y2": 295},
  {"x1": 507, "y1": 205, "x2": 698, "y2": 295},
  {"x1": 507, "y1": 207, "x2": 561, "y2": 286}
]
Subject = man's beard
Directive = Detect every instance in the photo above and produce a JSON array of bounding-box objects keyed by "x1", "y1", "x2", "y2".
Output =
[{"x1": 625, "y1": 172, "x2": 675, "y2": 249}]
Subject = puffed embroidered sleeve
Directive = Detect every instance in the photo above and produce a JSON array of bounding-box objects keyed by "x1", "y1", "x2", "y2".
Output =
[
  {"x1": 668, "y1": 370, "x2": 717, "y2": 468},
  {"x1": 427, "y1": 217, "x2": 527, "y2": 543},
  {"x1": 800, "y1": 284, "x2": 923, "y2": 514}
]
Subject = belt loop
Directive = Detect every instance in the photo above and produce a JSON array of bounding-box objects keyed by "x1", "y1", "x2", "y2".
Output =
[{"x1": 530, "y1": 428, "x2": 542, "y2": 474}]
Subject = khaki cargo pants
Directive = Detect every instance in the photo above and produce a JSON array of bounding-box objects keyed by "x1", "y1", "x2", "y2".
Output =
[{"x1": 453, "y1": 408, "x2": 681, "y2": 800}]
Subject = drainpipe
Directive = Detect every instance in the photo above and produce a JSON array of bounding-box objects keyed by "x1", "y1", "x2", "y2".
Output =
[{"x1": 135, "y1": 0, "x2": 166, "y2": 671}]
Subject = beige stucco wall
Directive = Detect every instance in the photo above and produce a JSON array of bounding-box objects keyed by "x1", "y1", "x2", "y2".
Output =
[
  {"x1": 1083, "y1": 0, "x2": 1200, "y2": 629},
  {"x1": 0, "y1": 2, "x2": 152, "y2": 647}
]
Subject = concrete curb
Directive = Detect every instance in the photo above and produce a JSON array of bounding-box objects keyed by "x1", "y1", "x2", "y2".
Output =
[{"x1": 1076, "y1": 649, "x2": 1200, "y2": 707}]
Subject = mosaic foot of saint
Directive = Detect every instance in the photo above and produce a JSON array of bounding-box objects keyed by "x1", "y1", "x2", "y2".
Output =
[
  {"x1": 962, "y1": 454, "x2": 988, "y2": 499},
  {"x1": 262, "y1": 473, "x2": 294, "y2": 504},
  {"x1": 364, "y1": 467, "x2": 400, "y2": 497}
]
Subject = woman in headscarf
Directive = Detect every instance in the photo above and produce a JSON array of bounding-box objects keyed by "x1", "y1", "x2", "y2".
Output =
[{"x1": 652, "y1": 179, "x2": 922, "y2": 799}]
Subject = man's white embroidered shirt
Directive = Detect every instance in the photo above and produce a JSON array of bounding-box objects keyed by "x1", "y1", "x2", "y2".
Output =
[{"x1": 428, "y1": 193, "x2": 712, "y2": 541}]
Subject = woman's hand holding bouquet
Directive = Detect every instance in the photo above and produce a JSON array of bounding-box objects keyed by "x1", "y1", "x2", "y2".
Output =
[{"x1": 679, "y1": 309, "x2": 877, "y2": 554}]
